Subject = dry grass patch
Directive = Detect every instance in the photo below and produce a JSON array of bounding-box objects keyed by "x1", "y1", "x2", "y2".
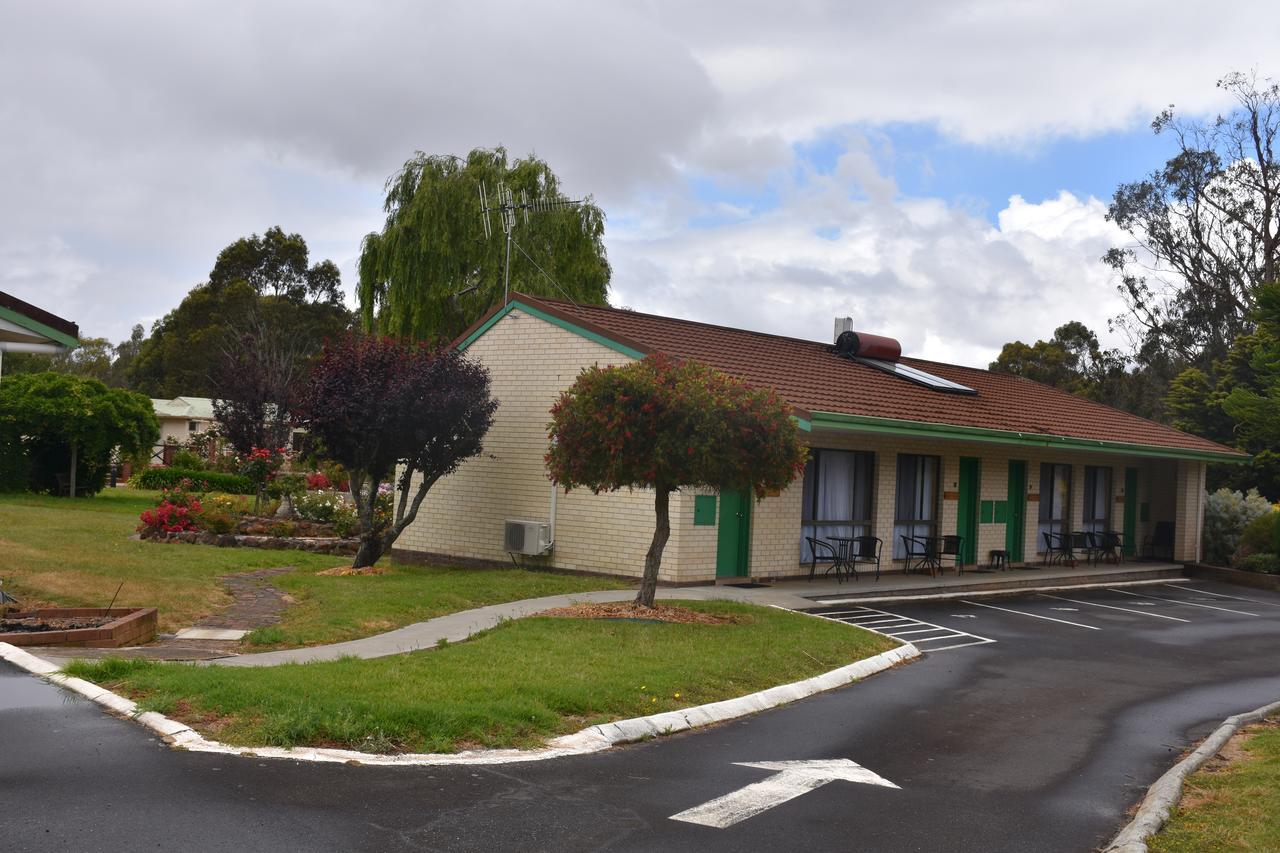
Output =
[{"x1": 539, "y1": 602, "x2": 741, "y2": 624}]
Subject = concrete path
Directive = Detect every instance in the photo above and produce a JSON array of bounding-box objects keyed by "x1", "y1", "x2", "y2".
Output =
[{"x1": 210, "y1": 584, "x2": 813, "y2": 667}]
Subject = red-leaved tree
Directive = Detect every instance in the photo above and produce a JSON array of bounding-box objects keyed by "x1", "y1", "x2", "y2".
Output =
[
  {"x1": 296, "y1": 333, "x2": 497, "y2": 567},
  {"x1": 546, "y1": 355, "x2": 807, "y2": 606}
]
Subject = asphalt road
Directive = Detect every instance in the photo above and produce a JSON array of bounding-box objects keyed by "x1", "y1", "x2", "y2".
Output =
[{"x1": 4, "y1": 578, "x2": 1280, "y2": 853}]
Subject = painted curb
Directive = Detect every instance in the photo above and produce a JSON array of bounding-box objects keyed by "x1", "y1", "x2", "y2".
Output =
[
  {"x1": 0, "y1": 640, "x2": 918, "y2": 767},
  {"x1": 1103, "y1": 697, "x2": 1280, "y2": 853}
]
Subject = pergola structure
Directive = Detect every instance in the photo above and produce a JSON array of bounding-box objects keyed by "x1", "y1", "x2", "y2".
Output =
[{"x1": 0, "y1": 290, "x2": 80, "y2": 379}]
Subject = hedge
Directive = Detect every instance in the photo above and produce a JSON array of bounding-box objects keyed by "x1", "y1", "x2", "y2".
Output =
[{"x1": 129, "y1": 467, "x2": 255, "y2": 495}]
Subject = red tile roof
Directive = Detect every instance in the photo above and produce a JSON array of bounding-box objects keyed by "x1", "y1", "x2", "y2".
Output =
[{"x1": 479, "y1": 294, "x2": 1243, "y2": 459}]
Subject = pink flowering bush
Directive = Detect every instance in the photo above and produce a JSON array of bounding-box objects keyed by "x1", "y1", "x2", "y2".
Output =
[{"x1": 138, "y1": 480, "x2": 204, "y2": 534}]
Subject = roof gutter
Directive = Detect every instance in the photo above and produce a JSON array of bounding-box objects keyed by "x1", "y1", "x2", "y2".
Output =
[{"x1": 808, "y1": 411, "x2": 1249, "y2": 464}]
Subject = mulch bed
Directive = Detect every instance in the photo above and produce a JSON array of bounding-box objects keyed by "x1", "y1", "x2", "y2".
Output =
[
  {"x1": 315, "y1": 566, "x2": 387, "y2": 576},
  {"x1": 537, "y1": 602, "x2": 739, "y2": 625}
]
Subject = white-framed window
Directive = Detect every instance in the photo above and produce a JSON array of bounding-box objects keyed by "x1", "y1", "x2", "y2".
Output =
[
  {"x1": 799, "y1": 449, "x2": 875, "y2": 563},
  {"x1": 187, "y1": 420, "x2": 200, "y2": 433}
]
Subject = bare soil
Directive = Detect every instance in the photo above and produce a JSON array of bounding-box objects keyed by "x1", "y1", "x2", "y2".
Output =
[
  {"x1": 316, "y1": 566, "x2": 388, "y2": 576},
  {"x1": 0, "y1": 615, "x2": 115, "y2": 633}
]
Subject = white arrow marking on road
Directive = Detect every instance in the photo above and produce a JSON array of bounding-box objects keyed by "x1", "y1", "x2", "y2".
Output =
[
  {"x1": 951, "y1": 614, "x2": 977, "y2": 619},
  {"x1": 669, "y1": 760, "x2": 898, "y2": 828}
]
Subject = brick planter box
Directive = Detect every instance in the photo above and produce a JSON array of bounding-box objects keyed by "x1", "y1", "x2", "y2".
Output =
[{"x1": 0, "y1": 607, "x2": 157, "y2": 648}]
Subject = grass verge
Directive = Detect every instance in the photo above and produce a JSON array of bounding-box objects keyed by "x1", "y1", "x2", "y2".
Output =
[
  {"x1": 0, "y1": 489, "x2": 628, "y2": 643},
  {"x1": 66, "y1": 601, "x2": 899, "y2": 754},
  {"x1": 1148, "y1": 718, "x2": 1280, "y2": 852}
]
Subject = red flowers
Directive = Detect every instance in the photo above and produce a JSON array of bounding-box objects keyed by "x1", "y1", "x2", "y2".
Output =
[{"x1": 139, "y1": 498, "x2": 202, "y2": 533}]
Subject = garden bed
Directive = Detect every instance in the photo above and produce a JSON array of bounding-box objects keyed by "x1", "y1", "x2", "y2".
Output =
[
  {"x1": 1186, "y1": 563, "x2": 1280, "y2": 592},
  {"x1": 0, "y1": 607, "x2": 157, "y2": 648}
]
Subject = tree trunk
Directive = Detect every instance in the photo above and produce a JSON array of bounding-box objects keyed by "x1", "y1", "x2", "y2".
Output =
[
  {"x1": 636, "y1": 487, "x2": 671, "y2": 608},
  {"x1": 352, "y1": 534, "x2": 383, "y2": 568}
]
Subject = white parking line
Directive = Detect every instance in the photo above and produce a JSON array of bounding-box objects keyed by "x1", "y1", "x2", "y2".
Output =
[
  {"x1": 815, "y1": 606, "x2": 995, "y2": 652},
  {"x1": 1106, "y1": 588, "x2": 1260, "y2": 617},
  {"x1": 1038, "y1": 593, "x2": 1191, "y2": 623},
  {"x1": 1162, "y1": 584, "x2": 1280, "y2": 608},
  {"x1": 959, "y1": 599, "x2": 1101, "y2": 630}
]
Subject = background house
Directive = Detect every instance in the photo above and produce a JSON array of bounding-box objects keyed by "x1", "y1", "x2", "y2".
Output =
[{"x1": 394, "y1": 294, "x2": 1245, "y2": 583}]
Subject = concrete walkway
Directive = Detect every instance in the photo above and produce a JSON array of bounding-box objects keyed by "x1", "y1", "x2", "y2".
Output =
[{"x1": 210, "y1": 584, "x2": 808, "y2": 667}]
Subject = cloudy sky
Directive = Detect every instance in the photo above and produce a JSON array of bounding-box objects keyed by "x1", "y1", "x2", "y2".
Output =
[{"x1": 2, "y1": 1, "x2": 1277, "y2": 366}]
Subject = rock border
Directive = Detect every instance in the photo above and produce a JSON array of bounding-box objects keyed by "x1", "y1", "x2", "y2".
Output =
[
  {"x1": 1103, "y1": 697, "x2": 1280, "y2": 852},
  {"x1": 0, "y1": 640, "x2": 918, "y2": 767},
  {"x1": 146, "y1": 530, "x2": 358, "y2": 556}
]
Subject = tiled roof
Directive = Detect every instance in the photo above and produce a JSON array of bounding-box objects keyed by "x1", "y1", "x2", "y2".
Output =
[{"x1": 478, "y1": 294, "x2": 1242, "y2": 460}]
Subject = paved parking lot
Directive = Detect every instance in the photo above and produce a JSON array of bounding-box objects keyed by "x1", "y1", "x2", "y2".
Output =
[{"x1": 4, "y1": 578, "x2": 1280, "y2": 852}]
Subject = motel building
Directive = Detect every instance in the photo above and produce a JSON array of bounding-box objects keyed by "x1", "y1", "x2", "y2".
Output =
[{"x1": 395, "y1": 294, "x2": 1245, "y2": 586}]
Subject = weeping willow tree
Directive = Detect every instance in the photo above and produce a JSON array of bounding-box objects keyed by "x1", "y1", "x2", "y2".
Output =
[{"x1": 358, "y1": 148, "x2": 611, "y2": 341}]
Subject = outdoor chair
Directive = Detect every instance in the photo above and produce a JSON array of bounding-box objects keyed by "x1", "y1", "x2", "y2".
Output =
[
  {"x1": 806, "y1": 537, "x2": 847, "y2": 583},
  {"x1": 1041, "y1": 531, "x2": 1071, "y2": 565},
  {"x1": 1144, "y1": 522, "x2": 1175, "y2": 561},
  {"x1": 1098, "y1": 530, "x2": 1124, "y2": 564},
  {"x1": 932, "y1": 535, "x2": 965, "y2": 575},
  {"x1": 848, "y1": 536, "x2": 883, "y2": 581},
  {"x1": 1069, "y1": 531, "x2": 1105, "y2": 566},
  {"x1": 900, "y1": 535, "x2": 937, "y2": 576}
]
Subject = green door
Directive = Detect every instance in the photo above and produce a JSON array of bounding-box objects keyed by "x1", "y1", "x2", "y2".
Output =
[
  {"x1": 956, "y1": 457, "x2": 980, "y2": 565},
  {"x1": 1123, "y1": 467, "x2": 1139, "y2": 557},
  {"x1": 1006, "y1": 460, "x2": 1027, "y2": 563},
  {"x1": 715, "y1": 489, "x2": 752, "y2": 578}
]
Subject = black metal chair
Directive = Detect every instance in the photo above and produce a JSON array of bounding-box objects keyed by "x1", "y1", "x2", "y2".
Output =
[
  {"x1": 901, "y1": 535, "x2": 935, "y2": 576},
  {"x1": 935, "y1": 535, "x2": 965, "y2": 575},
  {"x1": 849, "y1": 536, "x2": 883, "y2": 581},
  {"x1": 1069, "y1": 531, "x2": 1105, "y2": 566},
  {"x1": 806, "y1": 537, "x2": 846, "y2": 583},
  {"x1": 1099, "y1": 530, "x2": 1124, "y2": 564},
  {"x1": 1144, "y1": 521, "x2": 1175, "y2": 561},
  {"x1": 1042, "y1": 531, "x2": 1071, "y2": 566}
]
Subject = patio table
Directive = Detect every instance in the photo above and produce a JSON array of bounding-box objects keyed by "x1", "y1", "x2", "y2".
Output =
[{"x1": 827, "y1": 536, "x2": 857, "y2": 582}]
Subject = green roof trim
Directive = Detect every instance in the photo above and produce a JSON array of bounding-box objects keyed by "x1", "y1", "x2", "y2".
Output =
[
  {"x1": 808, "y1": 410, "x2": 1248, "y2": 463},
  {"x1": 0, "y1": 304, "x2": 79, "y2": 349},
  {"x1": 457, "y1": 299, "x2": 647, "y2": 360}
]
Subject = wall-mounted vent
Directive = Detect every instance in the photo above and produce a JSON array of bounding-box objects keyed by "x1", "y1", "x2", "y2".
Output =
[{"x1": 504, "y1": 519, "x2": 552, "y2": 555}]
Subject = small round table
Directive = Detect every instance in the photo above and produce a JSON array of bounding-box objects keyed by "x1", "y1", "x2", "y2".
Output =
[{"x1": 988, "y1": 549, "x2": 1009, "y2": 571}]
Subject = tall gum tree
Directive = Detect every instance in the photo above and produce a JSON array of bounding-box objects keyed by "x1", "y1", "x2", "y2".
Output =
[{"x1": 546, "y1": 355, "x2": 807, "y2": 607}]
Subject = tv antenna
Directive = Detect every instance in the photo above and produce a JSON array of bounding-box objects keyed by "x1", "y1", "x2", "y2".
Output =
[{"x1": 479, "y1": 181, "x2": 588, "y2": 304}]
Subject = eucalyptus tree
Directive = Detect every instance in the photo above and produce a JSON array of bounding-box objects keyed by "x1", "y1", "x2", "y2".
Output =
[{"x1": 358, "y1": 147, "x2": 610, "y2": 342}]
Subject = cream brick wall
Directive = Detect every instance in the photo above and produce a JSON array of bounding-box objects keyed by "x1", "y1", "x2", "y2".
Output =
[{"x1": 396, "y1": 308, "x2": 716, "y2": 583}]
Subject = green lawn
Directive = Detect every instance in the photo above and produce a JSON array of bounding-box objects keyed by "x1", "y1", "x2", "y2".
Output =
[
  {"x1": 0, "y1": 489, "x2": 628, "y2": 644},
  {"x1": 67, "y1": 601, "x2": 899, "y2": 754},
  {"x1": 1149, "y1": 720, "x2": 1280, "y2": 852}
]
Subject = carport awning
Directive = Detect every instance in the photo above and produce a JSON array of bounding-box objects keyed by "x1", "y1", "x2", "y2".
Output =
[{"x1": 0, "y1": 290, "x2": 80, "y2": 355}]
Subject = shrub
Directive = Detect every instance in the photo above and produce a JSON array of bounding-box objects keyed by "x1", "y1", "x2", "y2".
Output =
[
  {"x1": 305, "y1": 471, "x2": 331, "y2": 491},
  {"x1": 1202, "y1": 488, "x2": 1273, "y2": 566},
  {"x1": 138, "y1": 481, "x2": 204, "y2": 535},
  {"x1": 267, "y1": 472, "x2": 307, "y2": 500},
  {"x1": 169, "y1": 449, "x2": 206, "y2": 471},
  {"x1": 1233, "y1": 511, "x2": 1280, "y2": 564},
  {"x1": 129, "y1": 467, "x2": 255, "y2": 495},
  {"x1": 1235, "y1": 553, "x2": 1280, "y2": 574},
  {"x1": 193, "y1": 506, "x2": 236, "y2": 534},
  {"x1": 296, "y1": 490, "x2": 358, "y2": 537}
]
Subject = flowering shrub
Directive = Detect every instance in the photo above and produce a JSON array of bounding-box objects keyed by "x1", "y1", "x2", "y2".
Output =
[
  {"x1": 296, "y1": 490, "x2": 359, "y2": 537},
  {"x1": 306, "y1": 472, "x2": 332, "y2": 491},
  {"x1": 138, "y1": 480, "x2": 204, "y2": 534},
  {"x1": 239, "y1": 446, "x2": 289, "y2": 489}
]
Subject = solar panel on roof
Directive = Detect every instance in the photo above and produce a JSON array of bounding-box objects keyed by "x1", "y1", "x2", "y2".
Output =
[{"x1": 856, "y1": 358, "x2": 977, "y2": 395}]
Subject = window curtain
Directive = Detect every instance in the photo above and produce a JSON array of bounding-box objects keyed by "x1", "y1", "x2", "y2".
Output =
[
  {"x1": 1083, "y1": 466, "x2": 1111, "y2": 533},
  {"x1": 892, "y1": 454, "x2": 938, "y2": 558},
  {"x1": 1037, "y1": 463, "x2": 1071, "y2": 550}
]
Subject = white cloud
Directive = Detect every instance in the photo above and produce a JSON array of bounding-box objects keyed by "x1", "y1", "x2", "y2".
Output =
[
  {"x1": 609, "y1": 188, "x2": 1128, "y2": 368},
  {"x1": 0, "y1": 0, "x2": 1275, "y2": 347}
]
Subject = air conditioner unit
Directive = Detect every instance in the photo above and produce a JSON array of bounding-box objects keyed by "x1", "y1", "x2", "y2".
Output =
[{"x1": 504, "y1": 519, "x2": 552, "y2": 555}]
